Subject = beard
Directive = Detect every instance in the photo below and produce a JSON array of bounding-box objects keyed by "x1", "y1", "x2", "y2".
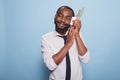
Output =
[{"x1": 54, "y1": 20, "x2": 70, "y2": 35}]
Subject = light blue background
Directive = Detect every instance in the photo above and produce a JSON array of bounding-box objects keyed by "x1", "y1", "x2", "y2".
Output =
[{"x1": 0, "y1": 0, "x2": 120, "y2": 80}]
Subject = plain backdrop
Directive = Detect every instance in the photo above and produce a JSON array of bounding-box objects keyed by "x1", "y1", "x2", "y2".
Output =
[{"x1": 0, "y1": 0, "x2": 120, "y2": 80}]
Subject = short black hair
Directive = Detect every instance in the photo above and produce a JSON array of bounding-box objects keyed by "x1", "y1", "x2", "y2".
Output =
[{"x1": 56, "y1": 6, "x2": 75, "y2": 16}]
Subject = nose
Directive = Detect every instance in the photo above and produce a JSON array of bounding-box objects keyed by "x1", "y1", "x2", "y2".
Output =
[{"x1": 61, "y1": 17, "x2": 65, "y2": 22}]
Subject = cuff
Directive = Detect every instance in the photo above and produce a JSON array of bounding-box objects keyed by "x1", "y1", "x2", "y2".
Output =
[
  {"x1": 46, "y1": 56, "x2": 58, "y2": 71},
  {"x1": 79, "y1": 51, "x2": 90, "y2": 63}
]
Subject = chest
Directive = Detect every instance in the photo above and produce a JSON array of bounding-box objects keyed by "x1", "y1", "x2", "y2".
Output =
[{"x1": 48, "y1": 37, "x2": 77, "y2": 55}]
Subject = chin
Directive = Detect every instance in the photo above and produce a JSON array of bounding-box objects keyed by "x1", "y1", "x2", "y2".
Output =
[{"x1": 55, "y1": 25, "x2": 70, "y2": 34}]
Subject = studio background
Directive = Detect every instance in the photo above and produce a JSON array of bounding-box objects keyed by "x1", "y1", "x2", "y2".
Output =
[{"x1": 0, "y1": 0, "x2": 120, "y2": 80}]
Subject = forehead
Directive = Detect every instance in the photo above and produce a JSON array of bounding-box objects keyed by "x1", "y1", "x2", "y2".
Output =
[{"x1": 57, "y1": 7, "x2": 73, "y2": 16}]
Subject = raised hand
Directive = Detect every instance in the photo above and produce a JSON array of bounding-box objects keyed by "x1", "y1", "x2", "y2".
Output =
[
  {"x1": 66, "y1": 26, "x2": 75, "y2": 47},
  {"x1": 72, "y1": 19, "x2": 81, "y2": 35}
]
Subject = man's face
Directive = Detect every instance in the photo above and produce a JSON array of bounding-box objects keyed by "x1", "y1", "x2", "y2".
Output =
[{"x1": 54, "y1": 7, "x2": 73, "y2": 34}]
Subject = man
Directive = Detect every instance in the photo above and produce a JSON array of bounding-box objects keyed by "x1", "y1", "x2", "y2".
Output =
[{"x1": 41, "y1": 6, "x2": 90, "y2": 80}]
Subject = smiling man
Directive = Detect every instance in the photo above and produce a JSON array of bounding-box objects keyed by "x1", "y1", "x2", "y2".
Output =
[{"x1": 41, "y1": 6, "x2": 90, "y2": 80}]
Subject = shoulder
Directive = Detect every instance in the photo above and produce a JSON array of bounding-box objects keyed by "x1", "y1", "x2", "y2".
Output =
[{"x1": 41, "y1": 31, "x2": 55, "y2": 40}]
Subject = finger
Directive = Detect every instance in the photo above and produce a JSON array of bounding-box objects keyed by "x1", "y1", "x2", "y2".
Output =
[
  {"x1": 70, "y1": 27, "x2": 75, "y2": 36},
  {"x1": 74, "y1": 20, "x2": 81, "y2": 29},
  {"x1": 68, "y1": 27, "x2": 73, "y2": 36}
]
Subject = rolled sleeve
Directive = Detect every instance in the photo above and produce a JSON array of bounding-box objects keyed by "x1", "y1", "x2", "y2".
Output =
[
  {"x1": 79, "y1": 50, "x2": 90, "y2": 63},
  {"x1": 45, "y1": 56, "x2": 57, "y2": 71},
  {"x1": 78, "y1": 33, "x2": 90, "y2": 63},
  {"x1": 41, "y1": 37, "x2": 57, "y2": 71}
]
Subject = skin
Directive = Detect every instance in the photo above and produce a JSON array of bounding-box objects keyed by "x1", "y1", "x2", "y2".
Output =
[{"x1": 53, "y1": 7, "x2": 87, "y2": 65}]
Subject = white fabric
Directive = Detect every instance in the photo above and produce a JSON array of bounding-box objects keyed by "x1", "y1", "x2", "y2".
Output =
[{"x1": 41, "y1": 30, "x2": 90, "y2": 80}]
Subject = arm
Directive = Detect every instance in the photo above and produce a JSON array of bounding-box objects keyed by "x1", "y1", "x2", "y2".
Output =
[
  {"x1": 41, "y1": 38, "x2": 57, "y2": 71},
  {"x1": 72, "y1": 19, "x2": 90, "y2": 63},
  {"x1": 53, "y1": 27, "x2": 75, "y2": 65},
  {"x1": 72, "y1": 19, "x2": 87, "y2": 56},
  {"x1": 75, "y1": 33, "x2": 87, "y2": 56},
  {"x1": 74, "y1": 19, "x2": 90, "y2": 63},
  {"x1": 75, "y1": 33, "x2": 90, "y2": 64},
  {"x1": 41, "y1": 28, "x2": 74, "y2": 71},
  {"x1": 52, "y1": 43, "x2": 71, "y2": 65}
]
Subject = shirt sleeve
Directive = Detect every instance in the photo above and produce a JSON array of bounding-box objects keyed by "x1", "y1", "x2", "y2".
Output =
[
  {"x1": 78, "y1": 51, "x2": 90, "y2": 63},
  {"x1": 78, "y1": 33, "x2": 90, "y2": 63},
  {"x1": 41, "y1": 37, "x2": 57, "y2": 71}
]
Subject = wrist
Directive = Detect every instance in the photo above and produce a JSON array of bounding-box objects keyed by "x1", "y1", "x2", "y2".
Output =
[
  {"x1": 74, "y1": 32, "x2": 79, "y2": 37},
  {"x1": 65, "y1": 43, "x2": 72, "y2": 49}
]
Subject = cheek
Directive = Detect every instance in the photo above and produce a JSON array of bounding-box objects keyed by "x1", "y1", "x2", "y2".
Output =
[
  {"x1": 55, "y1": 17, "x2": 60, "y2": 22},
  {"x1": 55, "y1": 15, "x2": 61, "y2": 21},
  {"x1": 66, "y1": 20, "x2": 71, "y2": 25}
]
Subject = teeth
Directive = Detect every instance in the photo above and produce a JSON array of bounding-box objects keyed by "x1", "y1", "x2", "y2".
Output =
[
  {"x1": 59, "y1": 22, "x2": 64, "y2": 26},
  {"x1": 60, "y1": 22, "x2": 65, "y2": 25}
]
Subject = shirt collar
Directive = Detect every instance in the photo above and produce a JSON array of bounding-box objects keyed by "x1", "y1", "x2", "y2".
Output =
[{"x1": 53, "y1": 30, "x2": 68, "y2": 37}]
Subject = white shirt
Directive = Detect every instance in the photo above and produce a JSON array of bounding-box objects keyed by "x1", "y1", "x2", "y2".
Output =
[{"x1": 41, "y1": 30, "x2": 90, "y2": 80}]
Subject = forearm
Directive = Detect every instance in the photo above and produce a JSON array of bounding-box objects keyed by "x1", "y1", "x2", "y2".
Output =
[
  {"x1": 75, "y1": 33, "x2": 87, "y2": 56},
  {"x1": 52, "y1": 43, "x2": 71, "y2": 65}
]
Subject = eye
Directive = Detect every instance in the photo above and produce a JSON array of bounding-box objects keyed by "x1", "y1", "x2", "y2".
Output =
[{"x1": 57, "y1": 14, "x2": 62, "y2": 17}]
